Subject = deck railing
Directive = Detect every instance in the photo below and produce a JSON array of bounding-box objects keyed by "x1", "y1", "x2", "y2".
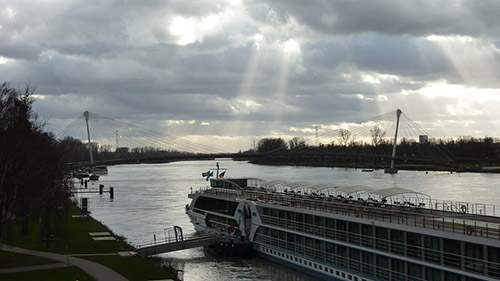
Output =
[{"x1": 192, "y1": 187, "x2": 500, "y2": 241}]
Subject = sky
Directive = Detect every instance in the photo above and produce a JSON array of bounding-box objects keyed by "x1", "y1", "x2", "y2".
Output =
[{"x1": 1, "y1": 0, "x2": 500, "y2": 152}]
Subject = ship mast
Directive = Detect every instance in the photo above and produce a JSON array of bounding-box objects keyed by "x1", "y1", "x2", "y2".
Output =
[
  {"x1": 385, "y1": 109, "x2": 402, "y2": 174},
  {"x1": 83, "y1": 111, "x2": 94, "y2": 171}
]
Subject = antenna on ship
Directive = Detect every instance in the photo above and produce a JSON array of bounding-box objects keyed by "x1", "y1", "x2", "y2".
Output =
[
  {"x1": 385, "y1": 109, "x2": 402, "y2": 174},
  {"x1": 83, "y1": 111, "x2": 94, "y2": 171},
  {"x1": 216, "y1": 162, "x2": 220, "y2": 178}
]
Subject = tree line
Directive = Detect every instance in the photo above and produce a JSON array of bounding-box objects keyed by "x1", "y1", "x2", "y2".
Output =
[
  {"x1": 0, "y1": 83, "x2": 70, "y2": 243},
  {"x1": 251, "y1": 131, "x2": 499, "y2": 164},
  {"x1": 59, "y1": 137, "x2": 196, "y2": 164}
]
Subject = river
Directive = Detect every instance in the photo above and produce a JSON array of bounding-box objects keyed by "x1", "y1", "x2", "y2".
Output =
[{"x1": 77, "y1": 159, "x2": 500, "y2": 281}]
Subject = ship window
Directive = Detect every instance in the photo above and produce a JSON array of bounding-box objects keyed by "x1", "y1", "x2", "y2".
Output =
[
  {"x1": 349, "y1": 248, "x2": 360, "y2": 271},
  {"x1": 305, "y1": 214, "x2": 314, "y2": 234},
  {"x1": 375, "y1": 255, "x2": 389, "y2": 280},
  {"x1": 337, "y1": 245, "x2": 348, "y2": 268},
  {"x1": 424, "y1": 236, "x2": 440, "y2": 264},
  {"x1": 305, "y1": 237, "x2": 314, "y2": 257},
  {"x1": 314, "y1": 216, "x2": 325, "y2": 236},
  {"x1": 348, "y1": 222, "x2": 360, "y2": 245},
  {"x1": 286, "y1": 211, "x2": 294, "y2": 229},
  {"x1": 425, "y1": 267, "x2": 441, "y2": 281},
  {"x1": 391, "y1": 259, "x2": 405, "y2": 281},
  {"x1": 314, "y1": 240, "x2": 325, "y2": 261},
  {"x1": 193, "y1": 197, "x2": 238, "y2": 216},
  {"x1": 325, "y1": 242, "x2": 335, "y2": 263},
  {"x1": 443, "y1": 239, "x2": 460, "y2": 269},
  {"x1": 375, "y1": 227, "x2": 388, "y2": 251},
  {"x1": 336, "y1": 220, "x2": 347, "y2": 241},
  {"x1": 360, "y1": 224, "x2": 373, "y2": 247},
  {"x1": 407, "y1": 263, "x2": 422, "y2": 281},
  {"x1": 488, "y1": 246, "x2": 500, "y2": 277},
  {"x1": 464, "y1": 242, "x2": 484, "y2": 273},
  {"x1": 444, "y1": 272, "x2": 461, "y2": 281},
  {"x1": 407, "y1": 232, "x2": 421, "y2": 259},
  {"x1": 361, "y1": 252, "x2": 374, "y2": 276},
  {"x1": 325, "y1": 218, "x2": 335, "y2": 238},
  {"x1": 390, "y1": 229, "x2": 404, "y2": 255}
]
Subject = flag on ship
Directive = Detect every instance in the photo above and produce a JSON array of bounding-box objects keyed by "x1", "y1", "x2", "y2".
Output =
[
  {"x1": 205, "y1": 171, "x2": 213, "y2": 181},
  {"x1": 202, "y1": 170, "x2": 210, "y2": 177},
  {"x1": 219, "y1": 171, "x2": 225, "y2": 178}
]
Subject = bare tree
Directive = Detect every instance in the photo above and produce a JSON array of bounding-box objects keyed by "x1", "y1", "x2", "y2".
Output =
[
  {"x1": 338, "y1": 129, "x2": 354, "y2": 146},
  {"x1": 289, "y1": 137, "x2": 307, "y2": 150},
  {"x1": 370, "y1": 126, "x2": 386, "y2": 146}
]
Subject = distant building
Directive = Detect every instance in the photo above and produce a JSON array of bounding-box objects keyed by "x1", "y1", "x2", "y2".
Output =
[{"x1": 419, "y1": 135, "x2": 428, "y2": 144}]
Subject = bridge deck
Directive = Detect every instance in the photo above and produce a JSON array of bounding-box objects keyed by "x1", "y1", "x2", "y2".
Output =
[{"x1": 135, "y1": 234, "x2": 216, "y2": 256}]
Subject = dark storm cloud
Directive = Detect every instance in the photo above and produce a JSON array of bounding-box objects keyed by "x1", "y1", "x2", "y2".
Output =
[{"x1": 253, "y1": 0, "x2": 500, "y2": 37}]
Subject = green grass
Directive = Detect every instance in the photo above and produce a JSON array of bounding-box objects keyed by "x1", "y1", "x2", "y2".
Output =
[
  {"x1": 2, "y1": 201, "x2": 178, "y2": 281},
  {"x1": 0, "y1": 266, "x2": 96, "y2": 281},
  {"x1": 5, "y1": 203, "x2": 133, "y2": 254},
  {"x1": 83, "y1": 255, "x2": 176, "y2": 281},
  {"x1": 0, "y1": 250, "x2": 58, "y2": 269}
]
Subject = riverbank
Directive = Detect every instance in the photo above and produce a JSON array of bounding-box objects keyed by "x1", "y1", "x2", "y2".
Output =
[
  {"x1": 246, "y1": 157, "x2": 500, "y2": 173},
  {"x1": 1, "y1": 201, "x2": 179, "y2": 281}
]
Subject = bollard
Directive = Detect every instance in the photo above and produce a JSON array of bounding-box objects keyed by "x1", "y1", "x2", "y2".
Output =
[
  {"x1": 99, "y1": 184, "x2": 104, "y2": 195},
  {"x1": 109, "y1": 187, "x2": 114, "y2": 199},
  {"x1": 84, "y1": 180, "x2": 88, "y2": 188}
]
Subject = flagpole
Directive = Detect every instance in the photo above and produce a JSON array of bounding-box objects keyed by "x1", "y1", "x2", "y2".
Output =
[{"x1": 216, "y1": 162, "x2": 220, "y2": 178}]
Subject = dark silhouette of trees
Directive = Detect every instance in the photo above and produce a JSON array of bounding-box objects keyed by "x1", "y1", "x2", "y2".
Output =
[
  {"x1": 289, "y1": 137, "x2": 307, "y2": 150},
  {"x1": 257, "y1": 138, "x2": 288, "y2": 152},
  {"x1": 0, "y1": 82, "x2": 70, "y2": 243}
]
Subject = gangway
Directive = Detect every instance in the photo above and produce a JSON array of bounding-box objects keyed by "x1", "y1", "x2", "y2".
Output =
[{"x1": 135, "y1": 226, "x2": 216, "y2": 256}]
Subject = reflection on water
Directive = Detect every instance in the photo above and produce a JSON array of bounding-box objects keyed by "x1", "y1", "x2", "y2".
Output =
[{"x1": 77, "y1": 159, "x2": 500, "y2": 281}]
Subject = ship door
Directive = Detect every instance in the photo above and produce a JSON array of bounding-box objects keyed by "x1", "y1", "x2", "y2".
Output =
[{"x1": 243, "y1": 203, "x2": 252, "y2": 237}]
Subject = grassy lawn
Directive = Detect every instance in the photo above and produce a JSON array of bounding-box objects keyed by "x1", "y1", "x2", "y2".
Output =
[
  {"x1": 83, "y1": 255, "x2": 177, "y2": 281},
  {"x1": 0, "y1": 266, "x2": 96, "y2": 281},
  {"x1": 2, "y1": 201, "x2": 178, "y2": 281},
  {"x1": 0, "y1": 250, "x2": 58, "y2": 269},
  {"x1": 5, "y1": 202, "x2": 133, "y2": 255}
]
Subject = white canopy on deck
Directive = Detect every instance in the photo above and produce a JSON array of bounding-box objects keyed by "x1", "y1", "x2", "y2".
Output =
[
  {"x1": 370, "y1": 187, "x2": 429, "y2": 199},
  {"x1": 264, "y1": 180, "x2": 430, "y2": 199},
  {"x1": 328, "y1": 185, "x2": 374, "y2": 195}
]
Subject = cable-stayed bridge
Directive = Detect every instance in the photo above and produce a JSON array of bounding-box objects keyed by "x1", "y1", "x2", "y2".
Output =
[{"x1": 56, "y1": 109, "x2": 458, "y2": 170}]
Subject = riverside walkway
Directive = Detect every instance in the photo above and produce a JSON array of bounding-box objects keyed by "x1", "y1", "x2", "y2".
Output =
[{"x1": 0, "y1": 244, "x2": 128, "y2": 281}]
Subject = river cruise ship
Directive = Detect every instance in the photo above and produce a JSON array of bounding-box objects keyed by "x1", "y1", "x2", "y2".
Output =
[{"x1": 186, "y1": 173, "x2": 500, "y2": 281}]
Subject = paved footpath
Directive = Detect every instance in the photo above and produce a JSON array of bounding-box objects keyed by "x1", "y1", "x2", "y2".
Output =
[{"x1": 0, "y1": 244, "x2": 128, "y2": 281}]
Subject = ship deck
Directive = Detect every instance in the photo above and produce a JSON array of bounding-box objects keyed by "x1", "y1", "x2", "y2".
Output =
[{"x1": 203, "y1": 187, "x2": 500, "y2": 242}]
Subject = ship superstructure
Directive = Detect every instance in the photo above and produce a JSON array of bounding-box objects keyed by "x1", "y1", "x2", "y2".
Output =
[{"x1": 187, "y1": 175, "x2": 500, "y2": 281}]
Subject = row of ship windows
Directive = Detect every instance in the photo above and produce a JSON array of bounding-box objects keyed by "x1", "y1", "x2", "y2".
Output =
[
  {"x1": 255, "y1": 228, "x2": 485, "y2": 281},
  {"x1": 261, "y1": 245, "x2": 367, "y2": 281},
  {"x1": 261, "y1": 207, "x2": 500, "y2": 276}
]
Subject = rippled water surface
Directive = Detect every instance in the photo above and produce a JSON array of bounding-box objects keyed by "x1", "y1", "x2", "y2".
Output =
[{"x1": 77, "y1": 159, "x2": 500, "y2": 280}]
